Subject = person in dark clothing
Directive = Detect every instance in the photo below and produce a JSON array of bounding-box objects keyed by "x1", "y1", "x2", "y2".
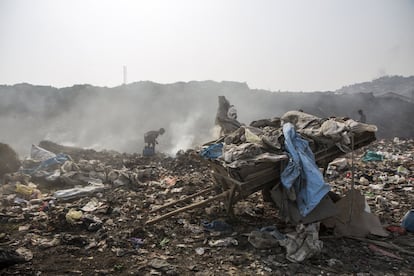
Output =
[
  {"x1": 215, "y1": 96, "x2": 241, "y2": 136},
  {"x1": 358, "y1": 109, "x2": 366, "y2": 123},
  {"x1": 144, "y1": 128, "x2": 165, "y2": 149}
]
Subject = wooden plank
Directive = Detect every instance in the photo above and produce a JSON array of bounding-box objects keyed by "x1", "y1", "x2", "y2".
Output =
[
  {"x1": 149, "y1": 187, "x2": 214, "y2": 213},
  {"x1": 145, "y1": 191, "x2": 230, "y2": 225}
]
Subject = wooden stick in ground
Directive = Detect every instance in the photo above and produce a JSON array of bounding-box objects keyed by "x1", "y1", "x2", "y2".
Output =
[
  {"x1": 225, "y1": 184, "x2": 237, "y2": 216},
  {"x1": 150, "y1": 187, "x2": 214, "y2": 213},
  {"x1": 145, "y1": 191, "x2": 230, "y2": 225},
  {"x1": 349, "y1": 236, "x2": 414, "y2": 256}
]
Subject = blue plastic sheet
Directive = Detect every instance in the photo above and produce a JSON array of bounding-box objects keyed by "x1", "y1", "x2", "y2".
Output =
[
  {"x1": 402, "y1": 210, "x2": 414, "y2": 232},
  {"x1": 362, "y1": 150, "x2": 384, "y2": 162},
  {"x1": 202, "y1": 220, "x2": 233, "y2": 233},
  {"x1": 281, "y1": 123, "x2": 330, "y2": 217},
  {"x1": 21, "y1": 153, "x2": 70, "y2": 175},
  {"x1": 200, "y1": 143, "x2": 223, "y2": 159}
]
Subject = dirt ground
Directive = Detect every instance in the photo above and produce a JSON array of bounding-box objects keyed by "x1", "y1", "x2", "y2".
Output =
[{"x1": 1, "y1": 139, "x2": 413, "y2": 275}]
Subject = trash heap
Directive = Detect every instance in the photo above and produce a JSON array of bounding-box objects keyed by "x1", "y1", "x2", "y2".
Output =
[
  {"x1": 327, "y1": 137, "x2": 414, "y2": 232},
  {"x1": 0, "y1": 142, "x2": 211, "y2": 274},
  {"x1": 200, "y1": 110, "x2": 408, "y2": 262},
  {"x1": 0, "y1": 124, "x2": 413, "y2": 274}
]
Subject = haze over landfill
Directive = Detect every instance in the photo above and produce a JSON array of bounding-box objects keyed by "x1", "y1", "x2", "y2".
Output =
[{"x1": 1, "y1": 0, "x2": 414, "y2": 157}]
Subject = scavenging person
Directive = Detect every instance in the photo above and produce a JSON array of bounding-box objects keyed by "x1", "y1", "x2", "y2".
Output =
[
  {"x1": 144, "y1": 128, "x2": 165, "y2": 149},
  {"x1": 215, "y1": 96, "x2": 241, "y2": 136}
]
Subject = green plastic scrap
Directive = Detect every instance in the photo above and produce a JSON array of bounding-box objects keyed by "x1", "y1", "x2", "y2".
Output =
[
  {"x1": 159, "y1": 237, "x2": 170, "y2": 247},
  {"x1": 397, "y1": 166, "x2": 409, "y2": 175},
  {"x1": 362, "y1": 150, "x2": 384, "y2": 162}
]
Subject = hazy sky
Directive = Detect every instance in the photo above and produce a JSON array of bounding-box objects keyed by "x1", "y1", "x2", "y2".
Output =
[{"x1": 1, "y1": 0, "x2": 413, "y2": 91}]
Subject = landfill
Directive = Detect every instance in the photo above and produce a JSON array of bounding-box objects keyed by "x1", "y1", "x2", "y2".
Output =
[{"x1": 1, "y1": 111, "x2": 414, "y2": 275}]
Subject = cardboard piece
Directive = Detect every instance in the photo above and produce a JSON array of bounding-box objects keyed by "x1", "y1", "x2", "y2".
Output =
[{"x1": 322, "y1": 189, "x2": 389, "y2": 237}]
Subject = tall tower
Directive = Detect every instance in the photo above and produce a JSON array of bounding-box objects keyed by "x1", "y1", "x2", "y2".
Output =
[{"x1": 123, "y1": 65, "x2": 127, "y2": 85}]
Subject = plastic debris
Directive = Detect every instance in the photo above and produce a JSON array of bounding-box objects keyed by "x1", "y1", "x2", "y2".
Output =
[
  {"x1": 248, "y1": 231, "x2": 281, "y2": 249},
  {"x1": 15, "y1": 247, "x2": 33, "y2": 261},
  {"x1": 386, "y1": 225, "x2": 407, "y2": 235},
  {"x1": 82, "y1": 214, "x2": 103, "y2": 231},
  {"x1": 159, "y1": 237, "x2": 170, "y2": 247},
  {"x1": 401, "y1": 210, "x2": 414, "y2": 232},
  {"x1": 279, "y1": 223, "x2": 323, "y2": 263},
  {"x1": 0, "y1": 137, "x2": 412, "y2": 274},
  {"x1": 54, "y1": 183, "x2": 105, "y2": 201},
  {"x1": 362, "y1": 150, "x2": 384, "y2": 162},
  {"x1": 397, "y1": 166, "x2": 409, "y2": 175},
  {"x1": 368, "y1": 244, "x2": 403, "y2": 260},
  {"x1": 130, "y1": 238, "x2": 144, "y2": 249},
  {"x1": 200, "y1": 143, "x2": 223, "y2": 159},
  {"x1": 195, "y1": 247, "x2": 205, "y2": 255},
  {"x1": 15, "y1": 183, "x2": 41, "y2": 200},
  {"x1": 208, "y1": 237, "x2": 238, "y2": 247},
  {"x1": 65, "y1": 209, "x2": 83, "y2": 224},
  {"x1": 202, "y1": 220, "x2": 233, "y2": 233},
  {"x1": 81, "y1": 198, "x2": 100, "y2": 212}
]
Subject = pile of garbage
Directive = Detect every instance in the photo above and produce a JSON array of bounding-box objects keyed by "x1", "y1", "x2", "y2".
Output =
[
  {"x1": 327, "y1": 137, "x2": 414, "y2": 232},
  {"x1": 199, "y1": 110, "x2": 391, "y2": 262},
  {"x1": 0, "y1": 135, "x2": 413, "y2": 274},
  {"x1": 0, "y1": 142, "x2": 209, "y2": 272}
]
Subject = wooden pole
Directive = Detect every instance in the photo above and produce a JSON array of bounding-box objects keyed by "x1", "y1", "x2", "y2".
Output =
[
  {"x1": 145, "y1": 191, "x2": 229, "y2": 225},
  {"x1": 149, "y1": 187, "x2": 214, "y2": 213}
]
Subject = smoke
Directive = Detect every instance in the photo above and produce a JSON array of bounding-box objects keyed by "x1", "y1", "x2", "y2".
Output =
[
  {"x1": 0, "y1": 80, "x2": 413, "y2": 158},
  {"x1": 210, "y1": 125, "x2": 222, "y2": 140},
  {"x1": 166, "y1": 111, "x2": 223, "y2": 156},
  {"x1": 167, "y1": 116, "x2": 198, "y2": 156}
]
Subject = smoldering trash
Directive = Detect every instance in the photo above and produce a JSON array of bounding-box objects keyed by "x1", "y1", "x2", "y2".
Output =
[{"x1": 1, "y1": 110, "x2": 414, "y2": 275}]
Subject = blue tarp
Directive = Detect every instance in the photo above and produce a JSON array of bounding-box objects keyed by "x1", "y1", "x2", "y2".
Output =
[
  {"x1": 21, "y1": 153, "x2": 70, "y2": 175},
  {"x1": 200, "y1": 143, "x2": 223, "y2": 159},
  {"x1": 402, "y1": 210, "x2": 414, "y2": 232},
  {"x1": 362, "y1": 150, "x2": 384, "y2": 162},
  {"x1": 281, "y1": 123, "x2": 330, "y2": 217}
]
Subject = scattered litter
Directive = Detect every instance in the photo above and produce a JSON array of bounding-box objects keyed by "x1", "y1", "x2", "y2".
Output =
[
  {"x1": 65, "y1": 209, "x2": 83, "y2": 224},
  {"x1": 368, "y1": 244, "x2": 403, "y2": 260},
  {"x1": 15, "y1": 247, "x2": 33, "y2": 261},
  {"x1": 130, "y1": 238, "x2": 144, "y2": 249},
  {"x1": 202, "y1": 220, "x2": 233, "y2": 233},
  {"x1": 163, "y1": 176, "x2": 178, "y2": 186},
  {"x1": 248, "y1": 225, "x2": 286, "y2": 249},
  {"x1": 248, "y1": 231, "x2": 281, "y2": 249},
  {"x1": 200, "y1": 143, "x2": 223, "y2": 159},
  {"x1": 195, "y1": 247, "x2": 205, "y2": 255},
  {"x1": 81, "y1": 198, "x2": 101, "y2": 212},
  {"x1": 159, "y1": 237, "x2": 170, "y2": 247},
  {"x1": 279, "y1": 223, "x2": 323, "y2": 263},
  {"x1": 362, "y1": 150, "x2": 384, "y2": 162},
  {"x1": 208, "y1": 237, "x2": 238, "y2": 247},
  {"x1": 54, "y1": 183, "x2": 105, "y2": 201},
  {"x1": 0, "y1": 135, "x2": 412, "y2": 274},
  {"x1": 401, "y1": 210, "x2": 414, "y2": 232},
  {"x1": 386, "y1": 225, "x2": 407, "y2": 235},
  {"x1": 149, "y1": 259, "x2": 172, "y2": 270},
  {"x1": 327, "y1": 258, "x2": 344, "y2": 267}
]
